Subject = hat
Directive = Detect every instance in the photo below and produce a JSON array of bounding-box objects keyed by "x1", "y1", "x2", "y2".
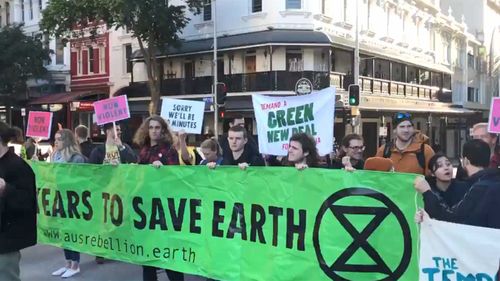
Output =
[
  {"x1": 392, "y1": 112, "x2": 413, "y2": 127},
  {"x1": 102, "y1": 122, "x2": 121, "y2": 131},
  {"x1": 364, "y1": 157, "x2": 394, "y2": 172}
]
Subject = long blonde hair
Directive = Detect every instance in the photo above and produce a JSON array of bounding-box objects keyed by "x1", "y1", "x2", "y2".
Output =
[
  {"x1": 51, "y1": 129, "x2": 82, "y2": 162},
  {"x1": 133, "y1": 115, "x2": 174, "y2": 147}
]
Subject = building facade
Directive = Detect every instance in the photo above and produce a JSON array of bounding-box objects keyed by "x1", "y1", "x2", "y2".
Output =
[{"x1": 122, "y1": 0, "x2": 497, "y2": 158}]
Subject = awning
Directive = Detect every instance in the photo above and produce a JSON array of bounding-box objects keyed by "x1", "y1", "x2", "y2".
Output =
[
  {"x1": 360, "y1": 105, "x2": 478, "y2": 114},
  {"x1": 132, "y1": 29, "x2": 332, "y2": 60},
  {"x1": 28, "y1": 91, "x2": 100, "y2": 105}
]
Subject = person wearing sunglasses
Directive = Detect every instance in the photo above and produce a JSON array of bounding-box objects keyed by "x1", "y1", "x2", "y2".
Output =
[
  {"x1": 331, "y1": 134, "x2": 365, "y2": 170},
  {"x1": 376, "y1": 112, "x2": 435, "y2": 175}
]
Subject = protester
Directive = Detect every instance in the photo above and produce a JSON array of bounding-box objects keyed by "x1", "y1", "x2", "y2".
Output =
[
  {"x1": 287, "y1": 133, "x2": 319, "y2": 170},
  {"x1": 0, "y1": 122, "x2": 37, "y2": 281},
  {"x1": 220, "y1": 126, "x2": 264, "y2": 169},
  {"x1": 173, "y1": 130, "x2": 197, "y2": 165},
  {"x1": 7, "y1": 127, "x2": 27, "y2": 160},
  {"x1": 471, "y1": 122, "x2": 499, "y2": 168},
  {"x1": 375, "y1": 112, "x2": 434, "y2": 175},
  {"x1": 199, "y1": 138, "x2": 223, "y2": 166},
  {"x1": 89, "y1": 122, "x2": 136, "y2": 264},
  {"x1": 89, "y1": 122, "x2": 137, "y2": 165},
  {"x1": 331, "y1": 134, "x2": 365, "y2": 170},
  {"x1": 423, "y1": 153, "x2": 469, "y2": 207},
  {"x1": 415, "y1": 139, "x2": 500, "y2": 228},
  {"x1": 133, "y1": 116, "x2": 183, "y2": 281},
  {"x1": 219, "y1": 114, "x2": 260, "y2": 163},
  {"x1": 75, "y1": 125, "x2": 93, "y2": 159},
  {"x1": 24, "y1": 138, "x2": 36, "y2": 160},
  {"x1": 363, "y1": 157, "x2": 394, "y2": 172},
  {"x1": 50, "y1": 129, "x2": 86, "y2": 278}
]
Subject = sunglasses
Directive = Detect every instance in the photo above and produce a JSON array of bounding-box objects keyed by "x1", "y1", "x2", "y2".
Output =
[{"x1": 395, "y1": 112, "x2": 411, "y2": 120}]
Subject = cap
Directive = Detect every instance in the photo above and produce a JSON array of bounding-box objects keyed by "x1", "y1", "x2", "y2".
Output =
[{"x1": 392, "y1": 112, "x2": 413, "y2": 127}]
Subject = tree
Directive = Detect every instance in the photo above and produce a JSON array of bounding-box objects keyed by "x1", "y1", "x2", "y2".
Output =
[
  {"x1": 0, "y1": 24, "x2": 51, "y2": 100},
  {"x1": 41, "y1": 0, "x2": 204, "y2": 115}
]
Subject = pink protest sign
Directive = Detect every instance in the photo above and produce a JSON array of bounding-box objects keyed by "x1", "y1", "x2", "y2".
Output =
[
  {"x1": 488, "y1": 97, "x2": 500, "y2": 133},
  {"x1": 26, "y1": 111, "x2": 53, "y2": 139},
  {"x1": 93, "y1": 95, "x2": 131, "y2": 125}
]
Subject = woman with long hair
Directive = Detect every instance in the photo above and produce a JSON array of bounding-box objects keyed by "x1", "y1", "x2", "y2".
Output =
[
  {"x1": 133, "y1": 116, "x2": 183, "y2": 281},
  {"x1": 50, "y1": 129, "x2": 85, "y2": 278}
]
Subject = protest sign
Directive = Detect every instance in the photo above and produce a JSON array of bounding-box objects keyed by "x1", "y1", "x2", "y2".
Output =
[
  {"x1": 32, "y1": 163, "x2": 419, "y2": 281},
  {"x1": 488, "y1": 97, "x2": 500, "y2": 133},
  {"x1": 93, "y1": 95, "x2": 130, "y2": 125},
  {"x1": 252, "y1": 87, "x2": 335, "y2": 156},
  {"x1": 419, "y1": 217, "x2": 500, "y2": 281},
  {"x1": 26, "y1": 111, "x2": 53, "y2": 139},
  {"x1": 160, "y1": 98, "x2": 205, "y2": 134}
]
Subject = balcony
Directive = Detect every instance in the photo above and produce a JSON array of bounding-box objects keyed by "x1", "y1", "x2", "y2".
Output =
[
  {"x1": 130, "y1": 71, "x2": 330, "y2": 96},
  {"x1": 330, "y1": 72, "x2": 447, "y2": 102}
]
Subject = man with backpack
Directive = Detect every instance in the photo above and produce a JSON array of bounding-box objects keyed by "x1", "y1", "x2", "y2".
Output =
[{"x1": 375, "y1": 112, "x2": 434, "y2": 175}]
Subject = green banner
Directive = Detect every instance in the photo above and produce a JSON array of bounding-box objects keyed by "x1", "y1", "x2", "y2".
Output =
[{"x1": 31, "y1": 162, "x2": 420, "y2": 281}]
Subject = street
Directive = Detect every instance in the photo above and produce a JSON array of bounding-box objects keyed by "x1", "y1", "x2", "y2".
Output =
[{"x1": 20, "y1": 244, "x2": 207, "y2": 281}]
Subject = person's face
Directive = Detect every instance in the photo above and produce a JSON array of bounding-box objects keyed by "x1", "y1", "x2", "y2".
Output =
[
  {"x1": 148, "y1": 120, "x2": 163, "y2": 142},
  {"x1": 472, "y1": 127, "x2": 496, "y2": 148},
  {"x1": 230, "y1": 118, "x2": 245, "y2": 128},
  {"x1": 54, "y1": 133, "x2": 64, "y2": 151},
  {"x1": 343, "y1": 139, "x2": 364, "y2": 160},
  {"x1": 395, "y1": 120, "x2": 414, "y2": 142},
  {"x1": 201, "y1": 147, "x2": 217, "y2": 162},
  {"x1": 107, "y1": 125, "x2": 122, "y2": 140},
  {"x1": 228, "y1": 131, "x2": 247, "y2": 152},
  {"x1": 288, "y1": 140, "x2": 307, "y2": 164},
  {"x1": 432, "y1": 156, "x2": 453, "y2": 182}
]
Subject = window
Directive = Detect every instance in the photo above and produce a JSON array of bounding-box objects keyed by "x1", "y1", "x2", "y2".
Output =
[
  {"x1": 467, "y1": 87, "x2": 478, "y2": 102},
  {"x1": 55, "y1": 37, "x2": 64, "y2": 65},
  {"x1": 343, "y1": 0, "x2": 348, "y2": 22},
  {"x1": 252, "y1": 0, "x2": 262, "y2": 13},
  {"x1": 21, "y1": 1, "x2": 25, "y2": 22},
  {"x1": 468, "y1": 53, "x2": 475, "y2": 69},
  {"x1": 30, "y1": 0, "x2": 33, "y2": 20},
  {"x1": 99, "y1": 46, "x2": 105, "y2": 73},
  {"x1": 124, "y1": 44, "x2": 132, "y2": 73},
  {"x1": 6, "y1": 2, "x2": 11, "y2": 24},
  {"x1": 203, "y1": 0, "x2": 212, "y2": 21},
  {"x1": 286, "y1": 0, "x2": 301, "y2": 10},
  {"x1": 39, "y1": 0, "x2": 42, "y2": 11},
  {"x1": 88, "y1": 47, "x2": 94, "y2": 73},
  {"x1": 286, "y1": 48, "x2": 303, "y2": 72}
]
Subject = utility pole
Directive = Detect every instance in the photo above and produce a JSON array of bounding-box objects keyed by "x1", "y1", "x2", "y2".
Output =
[{"x1": 212, "y1": 0, "x2": 219, "y2": 140}]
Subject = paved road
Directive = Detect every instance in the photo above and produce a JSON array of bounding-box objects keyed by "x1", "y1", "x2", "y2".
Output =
[{"x1": 20, "y1": 244, "x2": 207, "y2": 281}]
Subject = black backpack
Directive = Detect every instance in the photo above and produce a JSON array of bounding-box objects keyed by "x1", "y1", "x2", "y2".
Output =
[{"x1": 383, "y1": 141, "x2": 426, "y2": 169}]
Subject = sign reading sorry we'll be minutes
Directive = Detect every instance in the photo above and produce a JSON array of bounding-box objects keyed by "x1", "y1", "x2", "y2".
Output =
[{"x1": 161, "y1": 97, "x2": 205, "y2": 134}]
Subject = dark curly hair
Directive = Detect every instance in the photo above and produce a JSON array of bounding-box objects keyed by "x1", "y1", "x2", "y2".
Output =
[{"x1": 289, "y1": 133, "x2": 319, "y2": 167}]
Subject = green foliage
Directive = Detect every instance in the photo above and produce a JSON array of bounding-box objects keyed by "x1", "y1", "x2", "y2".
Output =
[
  {"x1": 41, "y1": 0, "x2": 205, "y2": 114},
  {"x1": 0, "y1": 24, "x2": 51, "y2": 98}
]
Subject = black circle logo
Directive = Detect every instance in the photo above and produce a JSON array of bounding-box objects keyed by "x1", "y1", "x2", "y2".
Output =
[
  {"x1": 313, "y1": 188, "x2": 412, "y2": 281},
  {"x1": 295, "y1": 78, "x2": 313, "y2": 95}
]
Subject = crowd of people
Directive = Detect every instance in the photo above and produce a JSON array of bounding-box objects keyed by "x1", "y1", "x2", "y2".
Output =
[{"x1": 0, "y1": 111, "x2": 499, "y2": 281}]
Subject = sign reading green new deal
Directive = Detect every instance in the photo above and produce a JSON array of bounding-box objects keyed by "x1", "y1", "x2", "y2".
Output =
[
  {"x1": 252, "y1": 87, "x2": 335, "y2": 156},
  {"x1": 32, "y1": 163, "x2": 419, "y2": 281}
]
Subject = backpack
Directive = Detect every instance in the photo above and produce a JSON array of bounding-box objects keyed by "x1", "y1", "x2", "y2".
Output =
[{"x1": 383, "y1": 141, "x2": 426, "y2": 169}]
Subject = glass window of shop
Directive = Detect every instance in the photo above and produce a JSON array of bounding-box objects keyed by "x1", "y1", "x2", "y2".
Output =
[
  {"x1": 360, "y1": 56, "x2": 373, "y2": 77},
  {"x1": 431, "y1": 72, "x2": 442, "y2": 88},
  {"x1": 374, "y1": 59, "x2": 389, "y2": 80},
  {"x1": 420, "y1": 69, "x2": 431, "y2": 86}
]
